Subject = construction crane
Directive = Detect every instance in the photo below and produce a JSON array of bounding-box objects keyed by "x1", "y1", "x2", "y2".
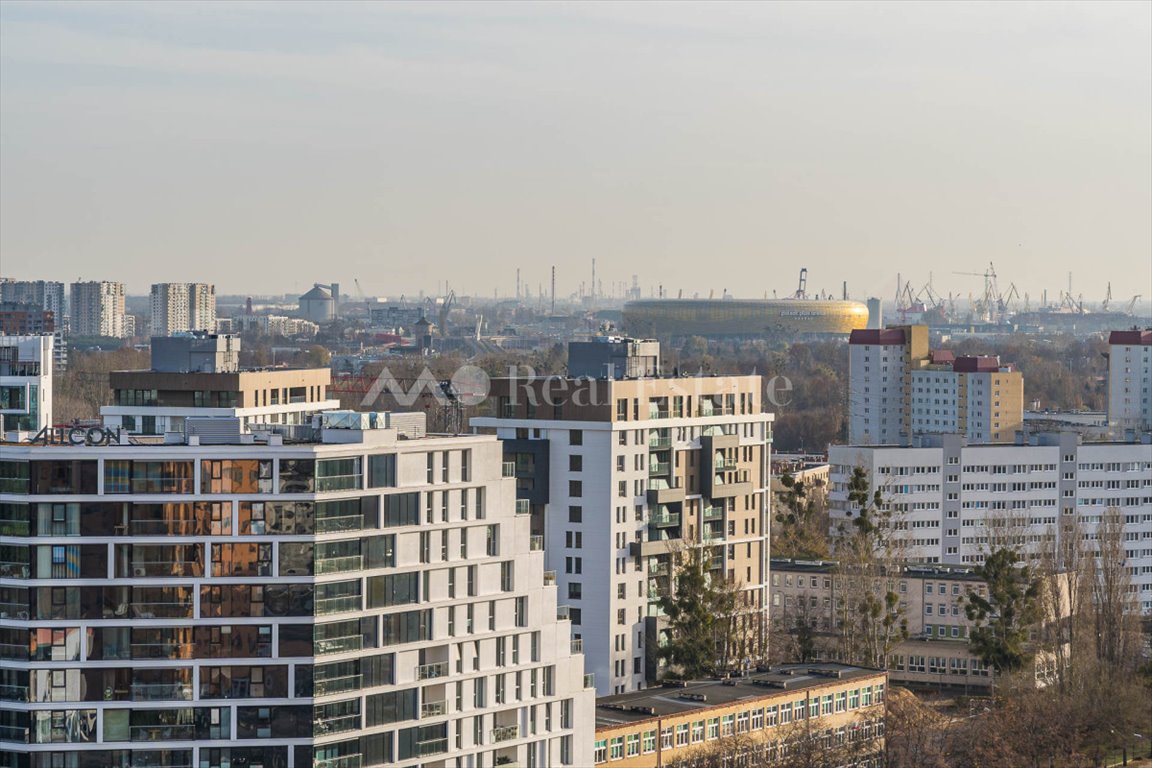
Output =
[
  {"x1": 354, "y1": 279, "x2": 370, "y2": 318},
  {"x1": 953, "y1": 262, "x2": 998, "y2": 322},
  {"x1": 438, "y1": 291, "x2": 455, "y2": 338},
  {"x1": 794, "y1": 268, "x2": 809, "y2": 300},
  {"x1": 1102, "y1": 282, "x2": 1112, "y2": 312},
  {"x1": 1126, "y1": 295, "x2": 1142, "y2": 315}
]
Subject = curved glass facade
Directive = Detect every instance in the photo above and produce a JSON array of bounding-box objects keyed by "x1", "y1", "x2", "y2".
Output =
[{"x1": 622, "y1": 299, "x2": 869, "y2": 337}]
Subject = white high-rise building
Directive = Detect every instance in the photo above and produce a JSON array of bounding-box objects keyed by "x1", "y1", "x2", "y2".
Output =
[
  {"x1": 0, "y1": 334, "x2": 53, "y2": 434},
  {"x1": 1108, "y1": 329, "x2": 1152, "y2": 432},
  {"x1": 473, "y1": 342, "x2": 773, "y2": 696},
  {"x1": 70, "y1": 280, "x2": 127, "y2": 338},
  {"x1": 150, "y1": 283, "x2": 217, "y2": 337},
  {"x1": 847, "y1": 326, "x2": 929, "y2": 446},
  {"x1": 828, "y1": 432, "x2": 1152, "y2": 613},
  {"x1": 0, "y1": 409, "x2": 595, "y2": 766}
]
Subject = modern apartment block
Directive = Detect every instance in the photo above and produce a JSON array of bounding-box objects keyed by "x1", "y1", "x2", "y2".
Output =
[
  {"x1": 0, "y1": 306, "x2": 55, "y2": 336},
  {"x1": 1108, "y1": 329, "x2": 1152, "y2": 432},
  {"x1": 70, "y1": 281, "x2": 127, "y2": 339},
  {"x1": 150, "y1": 283, "x2": 217, "y2": 337},
  {"x1": 0, "y1": 281, "x2": 66, "y2": 324},
  {"x1": 769, "y1": 559, "x2": 1070, "y2": 690},
  {"x1": 593, "y1": 663, "x2": 886, "y2": 767},
  {"x1": 101, "y1": 334, "x2": 341, "y2": 436},
  {"x1": 0, "y1": 335, "x2": 54, "y2": 434},
  {"x1": 827, "y1": 432, "x2": 1152, "y2": 612},
  {"x1": 0, "y1": 410, "x2": 594, "y2": 767},
  {"x1": 848, "y1": 326, "x2": 1023, "y2": 446},
  {"x1": 472, "y1": 341, "x2": 773, "y2": 696}
]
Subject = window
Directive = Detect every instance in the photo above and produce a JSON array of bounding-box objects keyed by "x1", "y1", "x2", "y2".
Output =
[
  {"x1": 568, "y1": 506, "x2": 582, "y2": 523},
  {"x1": 569, "y1": 455, "x2": 583, "y2": 472},
  {"x1": 368, "y1": 454, "x2": 397, "y2": 487},
  {"x1": 570, "y1": 430, "x2": 583, "y2": 446}
]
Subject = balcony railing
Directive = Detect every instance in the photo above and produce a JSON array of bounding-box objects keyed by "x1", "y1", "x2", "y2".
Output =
[
  {"x1": 557, "y1": 605, "x2": 571, "y2": 621},
  {"x1": 421, "y1": 700, "x2": 447, "y2": 718},
  {"x1": 570, "y1": 639, "x2": 583, "y2": 654},
  {"x1": 648, "y1": 462, "x2": 670, "y2": 477},
  {"x1": 714, "y1": 456, "x2": 736, "y2": 470},
  {"x1": 515, "y1": 499, "x2": 531, "y2": 516},
  {"x1": 417, "y1": 738, "x2": 449, "y2": 757},
  {"x1": 648, "y1": 511, "x2": 680, "y2": 527},
  {"x1": 315, "y1": 555, "x2": 363, "y2": 575},
  {"x1": 502, "y1": 461, "x2": 516, "y2": 478},
  {"x1": 314, "y1": 673, "x2": 362, "y2": 697},
  {"x1": 316, "y1": 635, "x2": 362, "y2": 656},
  {"x1": 648, "y1": 409, "x2": 670, "y2": 420},
  {"x1": 416, "y1": 661, "x2": 449, "y2": 681},
  {"x1": 648, "y1": 435, "x2": 672, "y2": 449},
  {"x1": 702, "y1": 530, "x2": 724, "y2": 544},
  {"x1": 315, "y1": 595, "x2": 361, "y2": 615},
  {"x1": 313, "y1": 713, "x2": 360, "y2": 735},
  {"x1": 530, "y1": 535, "x2": 544, "y2": 551},
  {"x1": 649, "y1": 561, "x2": 669, "y2": 576},
  {"x1": 492, "y1": 725, "x2": 520, "y2": 743},
  {"x1": 584, "y1": 673, "x2": 595, "y2": 689},
  {"x1": 702, "y1": 506, "x2": 724, "y2": 521},
  {"x1": 543, "y1": 570, "x2": 557, "y2": 586},
  {"x1": 130, "y1": 682, "x2": 192, "y2": 701},
  {"x1": 314, "y1": 756, "x2": 363, "y2": 768}
]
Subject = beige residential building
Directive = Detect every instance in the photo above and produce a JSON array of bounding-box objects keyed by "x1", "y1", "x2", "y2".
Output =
[
  {"x1": 150, "y1": 283, "x2": 217, "y2": 336},
  {"x1": 472, "y1": 339, "x2": 773, "y2": 696},
  {"x1": 70, "y1": 281, "x2": 127, "y2": 338}
]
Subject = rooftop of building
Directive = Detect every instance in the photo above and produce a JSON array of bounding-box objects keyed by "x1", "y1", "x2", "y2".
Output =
[
  {"x1": 834, "y1": 428, "x2": 1152, "y2": 449},
  {"x1": 594, "y1": 663, "x2": 884, "y2": 728},
  {"x1": 769, "y1": 558, "x2": 985, "y2": 581},
  {"x1": 849, "y1": 328, "x2": 909, "y2": 345},
  {"x1": 1108, "y1": 328, "x2": 1152, "y2": 345}
]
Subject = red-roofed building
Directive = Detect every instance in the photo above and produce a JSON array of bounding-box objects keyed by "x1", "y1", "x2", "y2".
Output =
[
  {"x1": 1108, "y1": 328, "x2": 1152, "y2": 431},
  {"x1": 848, "y1": 325, "x2": 930, "y2": 445}
]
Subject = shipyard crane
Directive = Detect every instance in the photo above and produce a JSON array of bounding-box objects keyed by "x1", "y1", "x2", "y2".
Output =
[
  {"x1": 1126, "y1": 295, "x2": 1142, "y2": 315},
  {"x1": 794, "y1": 268, "x2": 809, "y2": 300},
  {"x1": 953, "y1": 262, "x2": 998, "y2": 322},
  {"x1": 1102, "y1": 282, "x2": 1112, "y2": 312},
  {"x1": 354, "y1": 279, "x2": 371, "y2": 318}
]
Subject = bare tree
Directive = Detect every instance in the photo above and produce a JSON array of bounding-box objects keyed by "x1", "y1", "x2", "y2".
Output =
[{"x1": 1091, "y1": 505, "x2": 1140, "y2": 668}]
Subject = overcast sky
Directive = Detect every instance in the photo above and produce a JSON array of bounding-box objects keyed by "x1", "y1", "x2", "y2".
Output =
[{"x1": 1, "y1": 1, "x2": 1149, "y2": 303}]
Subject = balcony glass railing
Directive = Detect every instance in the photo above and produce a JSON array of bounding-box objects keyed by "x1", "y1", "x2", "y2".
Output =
[
  {"x1": 583, "y1": 673, "x2": 595, "y2": 689},
  {"x1": 315, "y1": 555, "x2": 363, "y2": 575},
  {"x1": 502, "y1": 462, "x2": 516, "y2": 478},
  {"x1": 314, "y1": 674, "x2": 361, "y2": 697},
  {"x1": 648, "y1": 511, "x2": 680, "y2": 527},
  {"x1": 529, "y1": 535, "x2": 544, "y2": 551},
  {"x1": 492, "y1": 725, "x2": 520, "y2": 743},
  {"x1": 556, "y1": 606, "x2": 570, "y2": 621},
  {"x1": 416, "y1": 661, "x2": 449, "y2": 681},
  {"x1": 543, "y1": 570, "x2": 557, "y2": 586},
  {"x1": 315, "y1": 595, "x2": 361, "y2": 615},
  {"x1": 648, "y1": 435, "x2": 672, "y2": 448},
  {"x1": 130, "y1": 682, "x2": 192, "y2": 701},
  {"x1": 702, "y1": 506, "x2": 724, "y2": 521},
  {"x1": 417, "y1": 738, "x2": 449, "y2": 756},
  {"x1": 421, "y1": 700, "x2": 447, "y2": 718},
  {"x1": 314, "y1": 756, "x2": 363, "y2": 768},
  {"x1": 316, "y1": 635, "x2": 362, "y2": 656},
  {"x1": 570, "y1": 639, "x2": 583, "y2": 654},
  {"x1": 515, "y1": 500, "x2": 530, "y2": 515},
  {"x1": 648, "y1": 462, "x2": 670, "y2": 477},
  {"x1": 314, "y1": 713, "x2": 360, "y2": 735}
]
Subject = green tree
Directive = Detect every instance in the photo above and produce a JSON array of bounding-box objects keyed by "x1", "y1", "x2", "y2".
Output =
[
  {"x1": 657, "y1": 548, "x2": 747, "y2": 678},
  {"x1": 964, "y1": 547, "x2": 1041, "y2": 674}
]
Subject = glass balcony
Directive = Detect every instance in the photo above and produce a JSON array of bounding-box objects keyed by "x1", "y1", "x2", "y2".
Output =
[
  {"x1": 315, "y1": 595, "x2": 361, "y2": 615},
  {"x1": 648, "y1": 462, "x2": 670, "y2": 477},
  {"x1": 514, "y1": 500, "x2": 530, "y2": 515},
  {"x1": 648, "y1": 510, "x2": 680, "y2": 527},
  {"x1": 314, "y1": 555, "x2": 363, "y2": 575},
  {"x1": 418, "y1": 738, "x2": 449, "y2": 756},
  {"x1": 648, "y1": 434, "x2": 672, "y2": 449},
  {"x1": 570, "y1": 639, "x2": 583, "y2": 654},
  {"x1": 130, "y1": 682, "x2": 192, "y2": 701},
  {"x1": 416, "y1": 661, "x2": 449, "y2": 681},
  {"x1": 492, "y1": 725, "x2": 520, "y2": 743},
  {"x1": 556, "y1": 606, "x2": 571, "y2": 621},
  {"x1": 543, "y1": 570, "x2": 557, "y2": 586},
  {"x1": 315, "y1": 635, "x2": 362, "y2": 656},
  {"x1": 314, "y1": 757, "x2": 362, "y2": 768},
  {"x1": 702, "y1": 506, "x2": 725, "y2": 521},
  {"x1": 502, "y1": 462, "x2": 516, "y2": 478},
  {"x1": 314, "y1": 673, "x2": 361, "y2": 697},
  {"x1": 313, "y1": 713, "x2": 360, "y2": 735},
  {"x1": 421, "y1": 700, "x2": 447, "y2": 718},
  {"x1": 648, "y1": 561, "x2": 669, "y2": 576},
  {"x1": 584, "y1": 673, "x2": 595, "y2": 689},
  {"x1": 529, "y1": 535, "x2": 544, "y2": 551}
]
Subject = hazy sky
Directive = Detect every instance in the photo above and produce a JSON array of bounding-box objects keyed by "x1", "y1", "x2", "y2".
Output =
[{"x1": 1, "y1": 1, "x2": 1149, "y2": 303}]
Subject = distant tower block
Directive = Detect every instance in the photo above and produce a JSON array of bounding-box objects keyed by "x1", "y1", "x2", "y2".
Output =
[{"x1": 867, "y1": 297, "x2": 883, "y2": 329}]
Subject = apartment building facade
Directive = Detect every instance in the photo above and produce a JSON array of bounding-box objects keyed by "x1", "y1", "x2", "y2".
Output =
[
  {"x1": 849, "y1": 326, "x2": 1023, "y2": 446},
  {"x1": 1108, "y1": 329, "x2": 1152, "y2": 432},
  {"x1": 0, "y1": 281, "x2": 66, "y2": 325},
  {"x1": 827, "y1": 433, "x2": 1152, "y2": 613},
  {"x1": 0, "y1": 335, "x2": 54, "y2": 434},
  {"x1": 69, "y1": 281, "x2": 127, "y2": 339},
  {"x1": 100, "y1": 335, "x2": 340, "y2": 436},
  {"x1": 0, "y1": 412, "x2": 594, "y2": 768},
  {"x1": 473, "y1": 359, "x2": 773, "y2": 696},
  {"x1": 592, "y1": 664, "x2": 886, "y2": 768},
  {"x1": 150, "y1": 283, "x2": 217, "y2": 337}
]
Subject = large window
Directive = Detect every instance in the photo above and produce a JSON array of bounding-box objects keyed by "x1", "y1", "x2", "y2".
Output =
[
  {"x1": 382, "y1": 493, "x2": 420, "y2": 528},
  {"x1": 279, "y1": 460, "x2": 315, "y2": 493},
  {"x1": 201, "y1": 460, "x2": 273, "y2": 494},
  {"x1": 30, "y1": 461, "x2": 97, "y2": 494},
  {"x1": 0, "y1": 461, "x2": 29, "y2": 494},
  {"x1": 317, "y1": 458, "x2": 362, "y2": 492},
  {"x1": 104, "y1": 461, "x2": 193, "y2": 494},
  {"x1": 368, "y1": 454, "x2": 397, "y2": 488},
  {"x1": 367, "y1": 572, "x2": 419, "y2": 608}
]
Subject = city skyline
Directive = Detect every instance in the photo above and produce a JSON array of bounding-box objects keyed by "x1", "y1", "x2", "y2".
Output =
[{"x1": 1, "y1": 2, "x2": 1149, "y2": 300}]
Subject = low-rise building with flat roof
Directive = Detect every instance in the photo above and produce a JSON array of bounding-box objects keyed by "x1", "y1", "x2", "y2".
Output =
[{"x1": 592, "y1": 663, "x2": 886, "y2": 767}]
